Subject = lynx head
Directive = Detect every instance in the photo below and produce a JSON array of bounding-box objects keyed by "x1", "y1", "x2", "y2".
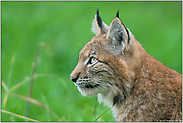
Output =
[{"x1": 70, "y1": 9, "x2": 143, "y2": 106}]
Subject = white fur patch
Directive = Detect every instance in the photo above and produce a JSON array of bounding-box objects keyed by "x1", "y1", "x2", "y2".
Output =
[
  {"x1": 98, "y1": 93, "x2": 113, "y2": 107},
  {"x1": 91, "y1": 16, "x2": 109, "y2": 35},
  {"x1": 91, "y1": 19, "x2": 100, "y2": 35},
  {"x1": 78, "y1": 86, "x2": 101, "y2": 96}
]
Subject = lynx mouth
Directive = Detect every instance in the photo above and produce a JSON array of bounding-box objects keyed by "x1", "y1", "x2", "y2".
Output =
[
  {"x1": 85, "y1": 83, "x2": 99, "y2": 88},
  {"x1": 75, "y1": 82, "x2": 99, "y2": 89}
]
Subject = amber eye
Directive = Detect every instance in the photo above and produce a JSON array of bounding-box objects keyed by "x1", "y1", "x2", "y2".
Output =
[{"x1": 88, "y1": 57, "x2": 97, "y2": 65}]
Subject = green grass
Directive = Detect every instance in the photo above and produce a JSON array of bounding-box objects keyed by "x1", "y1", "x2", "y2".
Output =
[{"x1": 1, "y1": 1, "x2": 182, "y2": 122}]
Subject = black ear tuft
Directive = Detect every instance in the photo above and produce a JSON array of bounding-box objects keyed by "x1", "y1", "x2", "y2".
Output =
[
  {"x1": 97, "y1": 7, "x2": 99, "y2": 15},
  {"x1": 96, "y1": 8, "x2": 102, "y2": 27},
  {"x1": 116, "y1": 10, "x2": 119, "y2": 18}
]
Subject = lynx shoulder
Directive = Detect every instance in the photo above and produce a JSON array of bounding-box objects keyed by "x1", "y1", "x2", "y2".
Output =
[{"x1": 70, "y1": 9, "x2": 182, "y2": 122}]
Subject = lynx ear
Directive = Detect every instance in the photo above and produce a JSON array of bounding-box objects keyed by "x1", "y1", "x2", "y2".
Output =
[
  {"x1": 106, "y1": 12, "x2": 129, "y2": 54},
  {"x1": 92, "y1": 9, "x2": 109, "y2": 35}
]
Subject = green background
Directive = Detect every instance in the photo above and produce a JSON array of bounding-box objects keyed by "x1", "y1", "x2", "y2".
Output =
[{"x1": 1, "y1": 1, "x2": 182, "y2": 122}]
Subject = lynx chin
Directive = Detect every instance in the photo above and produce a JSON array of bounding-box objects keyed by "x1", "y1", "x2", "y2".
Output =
[{"x1": 70, "y1": 9, "x2": 182, "y2": 122}]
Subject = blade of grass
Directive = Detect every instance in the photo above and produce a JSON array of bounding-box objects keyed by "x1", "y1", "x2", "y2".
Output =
[
  {"x1": 25, "y1": 43, "x2": 41, "y2": 120},
  {"x1": 35, "y1": 73, "x2": 68, "y2": 90},
  {"x1": 9, "y1": 92, "x2": 62, "y2": 121},
  {"x1": 1, "y1": 109, "x2": 39, "y2": 122},
  {"x1": 2, "y1": 80, "x2": 8, "y2": 92},
  {"x1": 93, "y1": 97, "x2": 98, "y2": 116},
  {"x1": 9, "y1": 73, "x2": 68, "y2": 92},
  {"x1": 1, "y1": 81, "x2": 9, "y2": 109},
  {"x1": 10, "y1": 100, "x2": 21, "y2": 113},
  {"x1": 9, "y1": 76, "x2": 30, "y2": 92},
  {"x1": 10, "y1": 93, "x2": 45, "y2": 108},
  {"x1": 7, "y1": 53, "x2": 16, "y2": 88},
  {"x1": 40, "y1": 93, "x2": 50, "y2": 122},
  {"x1": 93, "y1": 108, "x2": 110, "y2": 122},
  {"x1": 2, "y1": 93, "x2": 9, "y2": 109},
  {"x1": 3, "y1": 53, "x2": 16, "y2": 109}
]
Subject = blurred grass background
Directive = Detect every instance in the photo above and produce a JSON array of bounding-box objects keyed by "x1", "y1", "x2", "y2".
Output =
[{"x1": 1, "y1": 1, "x2": 182, "y2": 122}]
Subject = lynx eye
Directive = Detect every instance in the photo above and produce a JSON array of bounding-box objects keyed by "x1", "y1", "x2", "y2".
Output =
[{"x1": 87, "y1": 57, "x2": 97, "y2": 65}]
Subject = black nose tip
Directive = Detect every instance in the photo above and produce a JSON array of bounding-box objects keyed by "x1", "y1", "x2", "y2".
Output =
[{"x1": 70, "y1": 76, "x2": 79, "y2": 83}]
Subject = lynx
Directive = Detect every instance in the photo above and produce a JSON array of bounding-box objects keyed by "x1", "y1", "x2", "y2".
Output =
[{"x1": 70, "y1": 9, "x2": 182, "y2": 122}]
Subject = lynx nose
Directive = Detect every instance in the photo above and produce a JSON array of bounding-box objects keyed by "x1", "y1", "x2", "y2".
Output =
[{"x1": 70, "y1": 76, "x2": 79, "y2": 83}]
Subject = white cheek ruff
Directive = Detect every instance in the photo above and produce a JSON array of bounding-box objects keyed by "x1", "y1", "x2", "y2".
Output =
[{"x1": 97, "y1": 91, "x2": 114, "y2": 107}]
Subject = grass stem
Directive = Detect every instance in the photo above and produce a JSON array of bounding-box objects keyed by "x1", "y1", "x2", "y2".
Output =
[
  {"x1": 2, "y1": 81, "x2": 9, "y2": 109},
  {"x1": 7, "y1": 53, "x2": 16, "y2": 88},
  {"x1": 24, "y1": 43, "x2": 41, "y2": 120},
  {"x1": 93, "y1": 108, "x2": 110, "y2": 122},
  {"x1": 1, "y1": 109, "x2": 39, "y2": 122}
]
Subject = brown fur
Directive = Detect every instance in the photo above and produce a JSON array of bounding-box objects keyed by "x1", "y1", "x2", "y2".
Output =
[
  {"x1": 115, "y1": 41, "x2": 182, "y2": 121},
  {"x1": 70, "y1": 11, "x2": 182, "y2": 122}
]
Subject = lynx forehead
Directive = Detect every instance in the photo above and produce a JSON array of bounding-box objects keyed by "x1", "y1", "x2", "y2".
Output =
[{"x1": 70, "y1": 9, "x2": 182, "y2": 122}]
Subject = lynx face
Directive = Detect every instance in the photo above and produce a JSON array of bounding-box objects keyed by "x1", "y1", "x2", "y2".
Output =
[
  {"x1": 71, "y1": 34, "x2": 122, "y2": 97},
  {"x1": 70, "y1": 35, "x2": 113, "y2": 96},
  {"x1": 70, "y1": 10, "x2": 136, "y2": 106}
]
